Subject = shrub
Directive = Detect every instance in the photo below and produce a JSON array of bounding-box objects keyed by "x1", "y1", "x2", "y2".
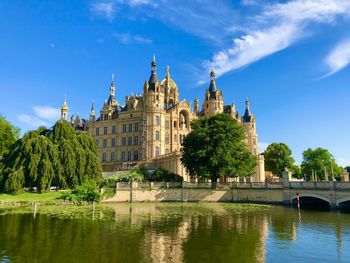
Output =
[{"x1": 61, "y1": 181, "x2": 101, "y2": 203}]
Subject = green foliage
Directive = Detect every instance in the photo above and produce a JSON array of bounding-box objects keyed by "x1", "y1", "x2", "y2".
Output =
[
  {"x1": 0, "y1": 114, "x2": 19, "y2": 158},
  {"x1": 0, "y1": 120, "x2": 102, "y2": 193},
  {"x1": 290, "y1": 164, "x2": 302, "y2": 179},
  {"x1": 181, "y1": 113, "x2": 256, "y2": 182},
  {"x1": 264, "y1": 143, "x2": 295, "y2": 177},
  {"x1": 301, "y1": 148, "x2": 342, "y2": 181},
  {"x1": 61, "y1": 181, "x2": 101, "y2": 203},
  {"x1": 144, "y1": 168, "x2": 183, "y2": 182},
  {"x1": 116, "y1": 170, "x2": 144, "y2": 182}
]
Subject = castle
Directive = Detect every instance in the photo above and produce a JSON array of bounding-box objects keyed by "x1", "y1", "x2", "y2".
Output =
[{"x1": 60, "y1": 56, "x2": 265, "y2": 182}]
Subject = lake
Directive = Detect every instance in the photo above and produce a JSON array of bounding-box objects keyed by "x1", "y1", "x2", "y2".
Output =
[{"x1": 0, "y1": 203, "x2": 350, "y2": 263}]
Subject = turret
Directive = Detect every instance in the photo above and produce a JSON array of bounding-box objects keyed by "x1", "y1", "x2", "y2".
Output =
[
  {"x1": 202, "y1": 70, "x2": 223, "y2": 115},
  {"x1": 60, "y1": 95, "x2": 68, "y2": 120},
  {"x1": 242, "y1": 97, "x2": 254, "y2": 123},
  {"x1": 148, "y1": 54, "x2": 159, "y2": 92},
  {"x1": 194, "y1": 99, "x2": 199, "y2": 114},
  {"x1": 90, "y1": 101, "x2": 95, "y2": 121},
  {"x1": 107, "y1": 73, "x2": 117, "y2": 106}
]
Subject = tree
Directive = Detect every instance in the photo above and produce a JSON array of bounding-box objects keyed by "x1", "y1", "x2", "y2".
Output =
[
  {"x1": 264, "y1": 143, "x2": 295, "y2": 177},
  {"x1": 301, "y1": 148, "x2": 342, "y2": 181},
  {"x1": 0, "y1": 120, "x2": 102, "y2": 193},
  {"x1": 181, "y1": 113, "x2": 256, "y2": 182},
  {"x1": 0, "y1": 114, "x2": 20, "y2": 158}
]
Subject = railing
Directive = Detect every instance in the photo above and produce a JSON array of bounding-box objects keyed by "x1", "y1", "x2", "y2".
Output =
[
  {"x1": 114, "y1": 181, "x2": 350, "y2": 190},
  {"x1": 289, "y1": 181, "x2": 350, "y2": 190},
  {"x1": 115, "y1": 182, "x2": 284, "y2": 190}
]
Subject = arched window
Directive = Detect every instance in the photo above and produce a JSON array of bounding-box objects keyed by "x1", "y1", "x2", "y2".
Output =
[
  {"x1": 155, "y1": 116, "x2": 160, "y2": 126},
  {"x1": 155, "y1": 131, "x2": 160, "y2": 141},
  {"x1": 155, "y1": 147, "x2": 160, "y2": 157}
]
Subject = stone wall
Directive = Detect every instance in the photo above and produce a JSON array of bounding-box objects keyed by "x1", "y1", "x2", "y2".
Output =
[{"x1": 104, "y1": 188, "x2": 285, "y2": 204}]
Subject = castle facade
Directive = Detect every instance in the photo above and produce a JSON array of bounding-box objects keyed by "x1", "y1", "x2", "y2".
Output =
[{"x1": 61, "y1": 57, "x2": 265, "y2": 182}]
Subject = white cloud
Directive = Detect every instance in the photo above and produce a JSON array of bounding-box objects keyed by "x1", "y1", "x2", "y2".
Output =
[
  {"x1": 18, "y1": 114, "x2": 50, "y2": 128},
  {"x1": 18, "y1": 106, "x2": 60, "y2": 128},
  {"x1": 33, "y1": 106, "x2": 60, "y2": 121},
  {"x1": 324, "y1": 38, "x2": 350, "y2": 77},
  {"x1": 338, "y1": 158, "x2": 350, "y2": 167},
  {"x1": 202, "y1": 23, "x2": 300, "y2": 82},
  {"x1": 258, "y1": 142, "x2": 269, "y2": 154},
  {"x1": 113, "y1": 32, "x2": 152, "y2": 44},
  {"x1": 50, "y1": 43, "x2": 55, "y2": 48},
  {"x1": 90, "y1": 2, "x2": 117, "y2": 22},
  {"x1": 200, "y1": 0, "x2": 350, "y2": 82}
]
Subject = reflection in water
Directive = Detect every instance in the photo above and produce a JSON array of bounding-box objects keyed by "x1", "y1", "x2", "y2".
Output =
[{"x1": 1, "y1": 203, "x2": 350, "y2": 263}]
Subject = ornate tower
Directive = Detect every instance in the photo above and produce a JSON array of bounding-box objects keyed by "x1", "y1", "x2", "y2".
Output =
[
  {"x1": 241, "y1": 98, "x2": 258, "y2": 155},
  {"x1": 203, "y1": 70, "x2": 224, "y2": 116},
  {"x1": 60, "y1": 95, "x2": 68, "y2": 120},
  {"x1": 143, "y1": 55, "x2": 165, "y2": 159}
]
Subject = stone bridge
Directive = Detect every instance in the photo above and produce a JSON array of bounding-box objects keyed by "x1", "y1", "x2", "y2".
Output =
[
  {"x1": 105, "y1": 181, "x2": 350, "y2": 210},
  {"x1": 284, "y1": 181, "x2": 350, "y2": 209}
]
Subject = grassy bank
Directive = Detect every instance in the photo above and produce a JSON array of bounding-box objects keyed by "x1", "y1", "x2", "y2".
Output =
[{"x1": 0, "y1": 192, "x2": 63, "y2": 205}]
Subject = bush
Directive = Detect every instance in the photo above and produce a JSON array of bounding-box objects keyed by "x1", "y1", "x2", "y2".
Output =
[
  {"x1": 61, "y1": 181, "x2": 101, "y2": 203},
  {"x1": 145, "y1": 168, "x2": 183, "y2": 182}
]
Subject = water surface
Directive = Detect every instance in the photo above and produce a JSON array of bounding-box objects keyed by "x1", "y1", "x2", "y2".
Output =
[{"x1": 0, "y1": 203, "x2": 349, "y2": 263}]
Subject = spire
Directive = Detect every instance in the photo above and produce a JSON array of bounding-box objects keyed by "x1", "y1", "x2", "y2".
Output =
[
  {"x1": 110, "y1": 73, "x2": 115, "y2": 96},
  {"x1": 243, "y1": 97, "x2": 252, "y2": 123},
  {"x1": 90, "y1": 101, "x2": 95, "y2": 118},
  {"x1": 107, "y1": 74, "x2": 117, "y2": 106},
  {"x1": 208, "y1": 69, "x2": 217, "y2": 93},
  {"x1": 166, "y1": 65, "x2": 170, "y2": 79},
  {"x1": 60, "y1": 95, "x2": 68, "y2": 120},
  {"x1": 148, "y1": 54, "x2": 158, "y2": 91}
]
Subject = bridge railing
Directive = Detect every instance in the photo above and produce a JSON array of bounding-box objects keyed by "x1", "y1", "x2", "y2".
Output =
[
  {"x1": 288, "y1": 182, "x2": 350, "y2": 190},
  {"x1": 114, "y1": 181, "x2": 350, "y2": 190}
]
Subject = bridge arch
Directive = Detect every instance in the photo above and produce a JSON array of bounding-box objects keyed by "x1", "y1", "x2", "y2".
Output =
[
  {"x1": 290, "y1": 193, "x2": 331, "y2": 210},
  {"x1": 336, "y1": 196, "x2": 350, "y2": 206}
]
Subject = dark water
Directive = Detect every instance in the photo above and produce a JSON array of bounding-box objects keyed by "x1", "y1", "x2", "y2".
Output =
[{"x1": 1, "y1": 203, "x2": 350, "y2": 263}]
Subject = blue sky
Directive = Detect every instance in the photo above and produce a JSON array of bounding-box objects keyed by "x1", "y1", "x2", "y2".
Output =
[{"x1": 0, "y1": 0, "x2": 349, "y2": 166}]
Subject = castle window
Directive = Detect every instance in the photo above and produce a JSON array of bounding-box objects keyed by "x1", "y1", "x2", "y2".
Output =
[
  {"x1": 165, "y1": 120, "x2": 169, "y2": 129},
  {"x1": 155, "y1": 131, "x2": 160, "y2": 141},
  {"x1": 122, "y1": 137, "x2": 126, "y2": 146},
  {"x1": 155, "y1": 116, "x2": 160, "y2": 126},
  {"x1": 112, "y1": 125, "x2": 116, "y2": 134},
  {"x1": 134, "y1": 123, "x2": 139, "y2": 132},
  {"x1": 127, "y1": 151, "x2": 132, "y2": 161},
  {"x1": 155, "y1": 147, "x2": 160, "y2": 157},
  {"x1": 96, "y1": 140, "x2": 99, "y2": 147},
  {"x1": 165, "y1": 134, "x2": 169, "y2": 144},
  {"x1": 134, "y1": 151, "x2": 139, "y2": 161},
  {"x1": 103, "y1": 139, "x2": 107, "y2": 148},
  {"x1": 102, "y1": 152, "x2": 107, "y2": 163},
  {"x1": 156, "y1": 95, "x2": 159, "y2": 100},
  {"x1": 134, "y1": 136, "x2": 139, "y2": 145},
  {"x1": 95, "y1": 128, "x2": 100, "y2": 136},
  {"x1": 128, "y1": 123, "x2": 133, "y2": 132},
  {"x1": 128, "y1": 137, "x2": 132, "y2": 146},
  {"x1": 104, "y1": 127, "x2": 108, "y2": 135},
  {"x1": 111, "y1": 152, "x2": 115, "y2": 162},
  {"x1": 174, "y1": 121, "x2": 177, "y2": 128},
  {"x1": 122, "y1": 124, "x2": 127, "y2": 133},
  {"x1": 111, "y1": 138, "x2": 116, "y2": 147},
  {"x1": 121, "y1": 152, "x2": 125, "y2": 161}
]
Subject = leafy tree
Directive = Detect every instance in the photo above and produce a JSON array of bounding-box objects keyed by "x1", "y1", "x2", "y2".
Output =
[
  {"x1": 264, "y1": 143, "x2": 295, "y2": 177},
  {"x1": 0, "y1": 114, "x2": 19, "y2": 158},
  {"x1": 301, "y1": 148, "x2": 342, "y2": 181},
  {"x1": 0, "y1": 120, "x2": 102, "y2": 193},
  {"x1": 181, "y1": 113, "x2": 256, "y2": 182},
  {"x1": 345, "y1": 166, "x2": 350, "y2": 174}
]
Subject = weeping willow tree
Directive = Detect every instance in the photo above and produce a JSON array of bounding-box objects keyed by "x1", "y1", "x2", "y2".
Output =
[{"x1": 0, "y1": 120, "x2": 102, "y2": 193}]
